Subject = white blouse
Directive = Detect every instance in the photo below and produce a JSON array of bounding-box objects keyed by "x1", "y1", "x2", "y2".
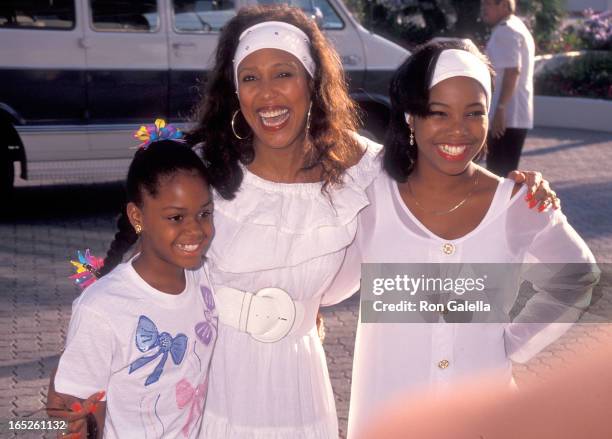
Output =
[
  {"x1": 322, "y1": 171, "x2": 598, "y2": 439},
  {"x1": 200, "y1": 135, "x2": 382, "y2": 438}
]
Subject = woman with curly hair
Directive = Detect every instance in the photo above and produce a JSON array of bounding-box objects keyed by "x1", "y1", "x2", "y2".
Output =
[{"x1": 185, "y1": 5, "x2": 381, "y2": 437}]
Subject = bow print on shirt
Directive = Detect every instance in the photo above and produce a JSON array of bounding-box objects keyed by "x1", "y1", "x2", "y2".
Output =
[
  {"x1": 176, "y1": 375, "x2": 208, "y2": 437},
  {"x1": 194, "y1": 286, "x2": 218, "y2": 346},
  {"x1": 129, "y1": 315, "x2": 188, "y2": 386}
]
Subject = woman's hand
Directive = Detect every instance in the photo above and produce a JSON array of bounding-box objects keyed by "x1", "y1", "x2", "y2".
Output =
[
  {"x1": 508, "y1": 170, "x2": 560, "y2": 211},
  {"x1": 46, "y1": 367, "x2": 105, "y2": 438}
]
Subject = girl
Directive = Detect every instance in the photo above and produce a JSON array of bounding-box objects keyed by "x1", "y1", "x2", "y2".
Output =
[
  {"x1": 323, "y1": 40, "x2": 598, "y2": 438},
  {"x1": 51, "y1": 130, "x2": 217, "y2": 438}
]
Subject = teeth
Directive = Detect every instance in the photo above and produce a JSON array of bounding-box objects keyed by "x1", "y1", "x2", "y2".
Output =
[
  {"x1": 259, "y1": 108, "x2": 289, "y2": 118},
  {"x1": 440, "y1": 144, "x2": 467, "y2": 156},
  {"x1": 258, "y1": 108, "x2": 290, "y2": 127},
  {"x1": 177, "y1": 244, "x2": 199, "y2": 252}
]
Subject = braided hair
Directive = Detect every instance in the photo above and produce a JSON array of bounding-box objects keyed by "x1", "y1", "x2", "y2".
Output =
[{"x1": 99, "y1": 140, "x2": 209, "y2": 276}]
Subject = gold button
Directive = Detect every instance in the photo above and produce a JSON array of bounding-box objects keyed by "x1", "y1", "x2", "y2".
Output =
[
  {"x1": 442, "y1": 243, "x2": 455, "y2": 255},
  {"x1": 438, "y1": 359, "x2": 450, "y2": 369}
]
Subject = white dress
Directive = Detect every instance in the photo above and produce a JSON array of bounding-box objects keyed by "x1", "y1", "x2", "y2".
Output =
[
  {"x1": 200, "y1": 135, "x2": 382, "y2": 438},
  {"x1": 322, "y1": 172, "x2": 598, "y2": 439}
]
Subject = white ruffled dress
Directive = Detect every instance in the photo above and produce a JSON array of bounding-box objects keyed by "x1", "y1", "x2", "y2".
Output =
[{"x1": 200, "y1": 135, "x2": 381, "y2": 438}]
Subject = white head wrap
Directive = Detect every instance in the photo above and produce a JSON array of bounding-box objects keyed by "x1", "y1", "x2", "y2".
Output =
[
  {"x1": 233, "y1": 21, "x2": 316, "y2": 90},
  {"x1": 405, "y1": 48, "x2": 492, "y2": 125}
]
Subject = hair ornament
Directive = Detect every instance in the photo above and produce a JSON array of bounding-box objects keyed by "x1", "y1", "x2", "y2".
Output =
[
  {"x1": 133, "y1": 119, "x2": 184, "y2": 149},
  {"x1": 69, "y1": 249, "x2": 104, "y2": 289}
]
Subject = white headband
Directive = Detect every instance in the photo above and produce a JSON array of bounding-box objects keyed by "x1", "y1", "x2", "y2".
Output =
[
  {"x1": 405, "y1": 48, "x2": 492, "y2": 125},
  {"x1": 431, "y1": 49, "x2": 491, "y2": 109},
  {"x1": 233, "y1": 21, "x2": 316, "y2": 90}
]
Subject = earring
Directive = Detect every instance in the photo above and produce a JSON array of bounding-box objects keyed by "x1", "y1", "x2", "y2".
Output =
[
  {"x1": 134, "y1": 224, "x2": 142, "y2": 235},
  {"x1": 409, "y1": 127, "x2": 415, "y2": 146},
  {"x1": 231, "y1": 110, "x2": 249, "y2": 140},
  {"x1": 305, "y1": 101, "x2": 312, "y2": 135}
]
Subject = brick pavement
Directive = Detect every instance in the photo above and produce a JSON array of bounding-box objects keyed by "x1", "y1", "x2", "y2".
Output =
[{"x1": 0, "y1": 127, "x2": 610, "y2": 438}]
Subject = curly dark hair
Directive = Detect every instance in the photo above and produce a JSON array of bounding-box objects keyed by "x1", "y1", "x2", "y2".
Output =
[
  {"x1": 383, "y1": 40, "x2": 495, "y2": 183},
  {"x1": 187, "y1": 5, "x2": 361, "y2": 199},
  {"x1": 99, "y1": 140, "x2": 209, "y2": 276}
]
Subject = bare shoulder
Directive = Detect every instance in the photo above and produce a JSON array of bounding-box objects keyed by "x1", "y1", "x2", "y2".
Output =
[
  {"x1": 475, "y1": 166, "x2": 502, "y2": 196},
  {"x1": 478, "y1": 166, "x2": 523, "y2": 198}
]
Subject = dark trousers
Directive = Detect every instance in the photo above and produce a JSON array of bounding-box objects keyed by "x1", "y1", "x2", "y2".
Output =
[{"x1": 486, "y1": 128, "x2": 528, "y2": 177}]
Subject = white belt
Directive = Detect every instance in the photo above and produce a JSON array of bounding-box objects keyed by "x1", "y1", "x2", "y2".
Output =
[{"x1": 215, "y1": 286, "x2": 319, "y2": 343}]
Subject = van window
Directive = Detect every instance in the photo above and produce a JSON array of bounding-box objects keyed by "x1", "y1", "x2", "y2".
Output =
[
  {"x1": 172, "y1": 0, "x2": 236, "y2": 33},
  {"x1": 255, "y1": 0, "x2": 343, "y2": 29},
  {"x1": 90, "y1": 0, "x2": 159, "y2": 32},
  {"x1": 0, "y1": 0, "x2": 75, "y2": 30}
]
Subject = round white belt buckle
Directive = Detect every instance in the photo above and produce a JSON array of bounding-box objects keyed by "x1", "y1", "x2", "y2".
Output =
[{"x1": 249, "y1": 287, "x2": 296, "y2": 343}]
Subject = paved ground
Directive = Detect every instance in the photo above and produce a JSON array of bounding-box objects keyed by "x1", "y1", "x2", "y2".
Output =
[{"x1": 1, "y1": 127, "x2": 611, "y2": 438}]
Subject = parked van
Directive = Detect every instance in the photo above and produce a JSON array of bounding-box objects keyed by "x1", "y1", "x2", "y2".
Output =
[{"x1": 0, "y1": 0, "x2": 409, "y2": 192}]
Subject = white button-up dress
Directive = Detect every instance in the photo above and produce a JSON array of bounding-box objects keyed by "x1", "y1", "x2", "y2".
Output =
[{"x1": 322, "y1": 172, "x2": 598, "y2": 439}]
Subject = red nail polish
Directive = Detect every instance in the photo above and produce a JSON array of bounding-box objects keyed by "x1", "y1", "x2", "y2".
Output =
[
  {"x1": 528, "y1": 199, "x2": 538, "y2": 209},
  {"x1": 538, "y1": 203, "x2": 546, "y2": 212},
  {"x1": 524, "y1": 192, "x2": 534, "y2": 201},
  {"x1": 70, "y1": 402, "x2": 83, "y2": 412},
  {"x1": 89, "y1": 403, "x2": 98, "y2": 414},
  {"x1": 97, "y1": 390, "x2": 106, "y2": 399}
]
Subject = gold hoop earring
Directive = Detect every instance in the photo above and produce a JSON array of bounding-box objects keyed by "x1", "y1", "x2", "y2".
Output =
[
  {"x1": 305, "y1": 102, "x2": 312, "y2": 135},
  {"x1": 409, "y1": 127, "x2": 415, "y2": 146},
  {"x1": 134, "y1": 224, "x2": 142, "y2": 235},
  {"x1": 231, "y1": 110, "x2": 249, "y2": 140}
]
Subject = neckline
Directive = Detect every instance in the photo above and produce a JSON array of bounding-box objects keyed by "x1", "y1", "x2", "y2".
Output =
[
  {"x1": 391, "y1": 177, "x2": 514, "y2": 244},
  {"x1": 240, "y1": 163, "x2": 323, "y2": 195},
  {"x1": 125, "y1": 256, "x2": 193, "y2": 306}
]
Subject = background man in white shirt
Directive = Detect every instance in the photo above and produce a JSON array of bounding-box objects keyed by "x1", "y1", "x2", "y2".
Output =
[{"x1": 482, "y1": 0, "x2": 535, "y2": 177}]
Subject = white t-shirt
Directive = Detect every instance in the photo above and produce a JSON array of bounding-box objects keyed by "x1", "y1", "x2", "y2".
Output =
[
  {"x1": 486, "y1": 15, "x2": 535, "y2": 129},
  {"x1": 323, "y1": 173, "x2": 597, "y2": 439},
  {"x1": 55, "y1": 260, "x2": 218, "y2": 439}
]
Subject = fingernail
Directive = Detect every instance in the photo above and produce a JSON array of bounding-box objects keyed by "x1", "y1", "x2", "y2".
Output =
[
  {"x1": 524, "y1": 192, "x2": 534, "y2": 201},
  {"x1": 89, "y1": 403, "x2": 98, "y2": 414},
  {"x1": 70, "y1": 402, "x2": 83, "y2": 412},
  {"x1": 97, "y1": 390, "x2": 106, "y2": 399},
  {"x1": 538, "y1": 203, "x2": 547, "y2": 212},
  {"x1": 528, "y1": 199, "x2": 538, "y2": 209}
]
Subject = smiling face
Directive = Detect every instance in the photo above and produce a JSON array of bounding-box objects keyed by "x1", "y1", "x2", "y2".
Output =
[
  {"x1": 236, "y1": 48, "x2": 312, "y2": 153},
  {"x1": 129, "y1": 171, "x2": 214, "y2": 275},
  {"x1": 411, "y1": 76, "x2": 488, "y2": 176}
]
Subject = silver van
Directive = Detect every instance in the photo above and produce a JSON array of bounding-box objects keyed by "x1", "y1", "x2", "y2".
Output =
[{"x1": 0, "y1": 0, "x2": 409, "y2": 192}]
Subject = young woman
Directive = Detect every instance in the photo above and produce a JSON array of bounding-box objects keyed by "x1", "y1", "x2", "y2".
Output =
[{"x1": 322, "y1": 40, "x2": 598, "y2": 438}]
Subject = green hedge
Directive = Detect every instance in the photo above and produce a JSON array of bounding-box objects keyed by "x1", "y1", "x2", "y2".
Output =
[{"x1": 535, "y1": 51, "x2": 612, "y2": 100}]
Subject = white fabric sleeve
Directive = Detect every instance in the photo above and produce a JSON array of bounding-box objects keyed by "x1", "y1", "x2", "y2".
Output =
[
  {"x1": 493, "y1": 29, "x2": 522, "y2": 70},
  {"x1": 55, "y1": 303, "x2": 115, "y2": 399},
  {"x1": 505, "y1": 209, "x2": 600, "y2": 363},
  {"x1": 320, "y1": 218, "x2": 364, "y2": 307}
]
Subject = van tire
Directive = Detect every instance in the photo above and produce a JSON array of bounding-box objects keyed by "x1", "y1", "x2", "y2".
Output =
[
  {"x1": 0, "y1": 122, "x2": 16, "y2": 196},
  {"x1": 0, "y1": 154, "x2": 14, "y2": 197}
]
